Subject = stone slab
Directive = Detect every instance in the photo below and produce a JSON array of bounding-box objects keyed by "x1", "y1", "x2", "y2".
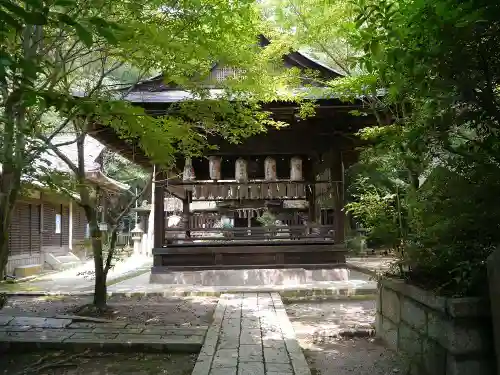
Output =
[
  {"x1": 446, "y1": 298, "x2": 491, "y2": 318},
  {"x1": 446, "y1": 353, "x2": 496, "y2": 375},
  {"x1": 0, "y1": 320, "x2": 203, "y2": 353},
  {"x1": 381, "y1": 278, "x2": 447, "y2": 313},
  {"x1": 240, "y1": 328, "x2": 261, "y2": 345},
  {"x1": 266, "y1": 363, "x2": 294, "y2": 373},
  {"x1": 239, "y1": 344, "x2": 263, "y2": 361},
  {"x1": 192, "y1": 354, "x2": 212, "y2": 375},
  {"x1": 422, "y1": 338, "x2": 446, "y2": 375},
  {"x1": 5, "y1": 331, "x2": 70, "y2": 341},
  {"x1": 427, "y1": 311, "x2": 490, "y2": 355},
  {"x1": 238, "y1": 361, "x2": 264, "y2": 375},
  {"x1": 264, "y1": 346, "x2": 289, "y2": 364},
  {"x1": 143, "y1": 328, "x2": 207, "y2": 337},
  {"x1": 380, "y1": 315, "x2": 399, "y2": 351},
  {"x1": 210, "y1": 369, "x2": 237, "y2": 375},
  {"x1": 381, "y1": 287, "x2": 401, "y2": 324},
  {"x1": 67, "y1": 322, "x2": 96, "y2": 329},
  {"x1": 0, "y1": 316, "x2": 14, "y2": 326},
  {"x1": 9, "y1": 317, "x2": 72, "y2": 328},
  {"x1": 0, "y1": 325, "x2": 31, "y2": 332},
  {"x1": 487, "y1": 248, "x2": 500, "y2": 375},
  {"x1": 92, "y1": 327, "x2": 143, "y2": 334},
  {"x1": 398, "y1": 322, "x2": 422, "y2": 357},
  {"x1": 212, "y1": 348, "x2": 238, "y2": 368},
  {"x1": 401, "y1": 297, "x2": 427, "y2": 332}
]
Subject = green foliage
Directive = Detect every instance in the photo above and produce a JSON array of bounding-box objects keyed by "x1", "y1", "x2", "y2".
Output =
[
  {"x1": 345, "y1": 187, "x2": 400, "y2": 249},
  {"x1": 256, "y1": 210, "x2": 277, "y2": 227},
  {"x1": 405, "y1": 160, "x2": 500, "y2": 296},
  {"x1": 342, "y1": 0, "x2": 500, "y2": 297},
  {"x1": 345, "y1": 232, "x2": 367, "y2": 255},
  {"x1": 262, "y1": 0, "x2": 356, "y2": 75},
  {"x1": 0, "y1": 0, "x2": 302, "y2": 288}
]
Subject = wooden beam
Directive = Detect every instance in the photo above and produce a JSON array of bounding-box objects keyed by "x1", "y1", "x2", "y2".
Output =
[
  {"x1": 183, "y1": 190, "x2": 192, "y2": 238},
  {"x1": 153, "y1": 168, "x2": 165, "y2": 248},
  {"x1": 167, "y1": 179, "x2": 334, "y2": 186},
  {"x1": 331, "y1": 151, "x2": 345, "y2": 244}
]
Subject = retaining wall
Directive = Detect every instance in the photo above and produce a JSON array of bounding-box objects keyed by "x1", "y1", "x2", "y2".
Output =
[{"x1": 376, "y1": 277, "x2": 496, "y2": 375}]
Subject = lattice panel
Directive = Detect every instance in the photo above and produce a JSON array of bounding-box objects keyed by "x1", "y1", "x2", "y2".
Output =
[{"x1": 191, "y1": 182, "x2": 313, "y2": 201}]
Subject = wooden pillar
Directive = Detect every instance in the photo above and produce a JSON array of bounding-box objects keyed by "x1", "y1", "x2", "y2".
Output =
[
  {"x1": 306, "y1": 184, "x2": 316, "y2": 233},
  {"x1": 305, "y1": 156, "x2": 317, "y2": 234},
  {"x1": 183, "y1": 190, "x2": 192, "y2": 238},
  {"x1": 331, "y1": 151, "x2": 345, "y2": 244},
  {"x1": 153, "y1": 168, "x2": 165, "y2": 248}
]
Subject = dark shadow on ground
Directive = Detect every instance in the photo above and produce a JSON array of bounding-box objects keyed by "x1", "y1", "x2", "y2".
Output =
[{"x1": 1, "y1": 352, "x2": 197, "y2": 375}]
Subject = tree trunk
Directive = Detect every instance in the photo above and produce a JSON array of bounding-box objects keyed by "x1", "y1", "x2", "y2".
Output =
[
  {"x1": 0, "y1": 220, "x2": 10, "y2": 280},
  {"x1": 88, "y1": 214, "x2": 107, "y2": 308},
  {"x1": 0, "y1": 169, "x2": 22, "y2": 280},
  {"x1": 93, "y1": 262, "x2": 107, "y2": 308}
]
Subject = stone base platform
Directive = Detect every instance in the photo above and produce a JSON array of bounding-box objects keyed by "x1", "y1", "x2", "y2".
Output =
[
  {"x1": 0, "y1": 316, "x2": 205, "y2": 353},
  {"x1": 150, "y1": 267, "x2": 352, "y2": 285}
]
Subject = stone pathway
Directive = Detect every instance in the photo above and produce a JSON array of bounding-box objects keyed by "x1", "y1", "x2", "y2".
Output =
[
  {"x1": 0, "y1": 256, "x2": 152, "y2": 293},
  {"x1": 0, "y1": 315, "x2": 205, "y2": 352},
  {"x1": 192, "y1": 292, "x2": 311, "y2": 375}
]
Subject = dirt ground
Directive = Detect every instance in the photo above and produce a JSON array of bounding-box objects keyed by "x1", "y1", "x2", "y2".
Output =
[
  {"x1": 0, "y1": 295, "x2": 217, "y2": 374},
  {"x1": 0, "y1": 295, "x2": 218, "y2": 326},
  {"x1": 286, "y1": 300, "x2": 406, "y2": 375},
  {"x1": 1, "y1": 352, "x2": 197, "y2": 375}
]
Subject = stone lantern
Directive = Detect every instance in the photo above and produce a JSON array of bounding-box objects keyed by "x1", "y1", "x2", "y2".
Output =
[
  {"x1": 131, "y1": 201, "x2": 151, "y2": 256},
  {"x1": 130, "y1": 223, "x2": 144, "y2": 256}
]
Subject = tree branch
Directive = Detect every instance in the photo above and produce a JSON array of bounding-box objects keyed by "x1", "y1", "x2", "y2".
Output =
[
  {"x1": 103, "y1": 172, "x2": 155, "y2": 273},
  {"x1": 37, "y1": 135, "x2": 80, "y2": 175}
]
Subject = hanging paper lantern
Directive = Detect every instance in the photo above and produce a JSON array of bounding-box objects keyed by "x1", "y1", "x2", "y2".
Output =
[
  {"x1": 183, "y1": 157, "x2": 195, "y2": 181},
  {"x1": 290, "y1": 156, "x2": 303, "y2": 181},
  {"x1": 235, "y1": 158, "x2": 248, "y2": 182},
  {"x1": 209, "y1": 156, "x2": 221, "y2": 180},
  {"x1": 264, "y1": 156, "x2": 277, "y2": 181}
]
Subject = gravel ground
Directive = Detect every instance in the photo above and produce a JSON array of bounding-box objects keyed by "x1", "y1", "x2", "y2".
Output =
[
  {"x1": 286, "y1": 300, "x2": 407, "y2": 375},
  {"x1": 0, "y1": 295, "x2": 218, "y2": 326},
  {"x1": 1, "y1": 352, "x2": 197, "y2": 375}
]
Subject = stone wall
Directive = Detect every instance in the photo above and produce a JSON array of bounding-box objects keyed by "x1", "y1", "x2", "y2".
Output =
[
  {"x1": 487, "y1": 249, "x2": 500, "y2": 374},
  {"x1": 376, "y1": 278, "x2": 496, "y2": 375}
]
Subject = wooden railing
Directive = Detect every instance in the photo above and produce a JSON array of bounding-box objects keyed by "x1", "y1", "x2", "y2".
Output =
[{"x1": 164, "y1": 225, "x2": 335, "y2": 244}]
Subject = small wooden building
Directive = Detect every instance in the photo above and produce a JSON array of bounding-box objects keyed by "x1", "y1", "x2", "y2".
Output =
[
  {"x1": 3, "y1": 136, "x2": 128, "y2": 277},
  {"x1": 90, "y1": 36, "x2": 376, "y2": 274}
]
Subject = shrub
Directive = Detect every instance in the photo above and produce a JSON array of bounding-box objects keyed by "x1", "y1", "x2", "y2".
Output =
[{"x1": 403, "y1": 161, "x2": 500, "y2": 296}]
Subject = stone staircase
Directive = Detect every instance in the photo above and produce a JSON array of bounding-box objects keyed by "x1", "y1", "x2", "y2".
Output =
[{"x1": 44, "y1": 252, "x2": 83, "y2": 271}]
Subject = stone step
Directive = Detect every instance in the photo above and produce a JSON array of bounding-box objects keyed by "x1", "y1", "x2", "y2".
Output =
[
  {"x1": 1, "y1": 333, "x2": 203, "y2": 353},
  {"x1": 0, "y1": 316, "x2": 206, "y2": 353}
]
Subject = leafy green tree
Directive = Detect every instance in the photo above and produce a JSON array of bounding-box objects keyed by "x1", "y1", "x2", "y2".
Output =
[
  {"x1": 1, "y1": 0, "x2": 301, "y2": 305},
  {"x1": 344, "y1": 0, "x2": 500, "y2": 295},
  {"x1": 265, "y1": 0, "x2": 500, "y2": 296}
]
